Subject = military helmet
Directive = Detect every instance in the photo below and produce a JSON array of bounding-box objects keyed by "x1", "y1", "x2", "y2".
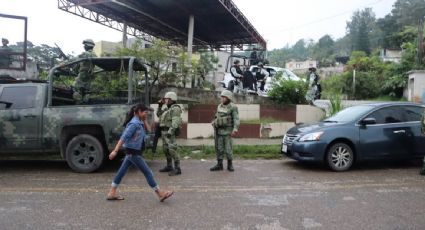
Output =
[
  {"x1": 2, "y1": 38, "x2": 9, "y2": 44},
  {"x1": 82, "y1": 39, "x2": 95, "y2": 47},
  {"x1": 164, "y1": 91, "x2": 177, "y2": 101},
  {"x1": 221, "y1": 90, "x2": 233, "y2": 101},
  {"x1": 257, "y1": 62, "x2": 264, "y2": 67}
]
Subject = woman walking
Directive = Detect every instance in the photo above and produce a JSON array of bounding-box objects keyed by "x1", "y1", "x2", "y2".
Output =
[{"x1": 107, "y1": 103, "x2": 174, "y2": 201}]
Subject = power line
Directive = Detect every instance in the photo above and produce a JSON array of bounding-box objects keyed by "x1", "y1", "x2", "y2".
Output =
[{"x1": 265, "y1": 0, "x2": 387, "y2": 35}]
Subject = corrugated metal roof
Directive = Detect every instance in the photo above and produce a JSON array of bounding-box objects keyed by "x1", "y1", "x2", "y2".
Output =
[{"x1": 58, "y1": 0, "x2": 266, "y2": 49}]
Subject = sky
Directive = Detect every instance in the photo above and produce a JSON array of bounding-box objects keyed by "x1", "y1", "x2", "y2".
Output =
[{"x1": 0, "y1": 0, "x2": 397, "y2": 54}]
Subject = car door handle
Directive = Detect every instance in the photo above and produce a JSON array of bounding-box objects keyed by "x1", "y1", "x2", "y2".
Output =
[
  {"x1": 393, "y1": 130, "x2": 406, "y2": 134},
  {"x1": 24, "y1": 114, "x2": 36, "y2": 118}
]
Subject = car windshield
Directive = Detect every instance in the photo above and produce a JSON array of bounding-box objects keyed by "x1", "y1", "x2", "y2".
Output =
[
  {"x1": 284, "y1": 69, "x2": 300, "y2": 81},
  {"x1": 324, "y1": 105, "x2": 373, "y2": 123}
]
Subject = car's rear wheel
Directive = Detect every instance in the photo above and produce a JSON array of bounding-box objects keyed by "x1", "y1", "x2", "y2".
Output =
[
  {"x1": 65, "y1": 134, "x2": 105, "y2": 173},
  {"x1": 326, "y1": 143, "x2": 354, "y2": 172}
]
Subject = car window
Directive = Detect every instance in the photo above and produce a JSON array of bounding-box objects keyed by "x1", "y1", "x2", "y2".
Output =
[
  {"x1": 268, "y1": 69, "x2": 277, "y2": 76},
  {"x1": 326, "y1": 105, "x2": 373, "y2": 123},
  {"x1": 0, "y1": 86, "x2": 37, "y2": 110},
  {"x1": 365, "y1": 106, "x2": 404, "y2": 124},
  {"x1": 403, "y1": 106, "x2": 425, "y2": 122}
]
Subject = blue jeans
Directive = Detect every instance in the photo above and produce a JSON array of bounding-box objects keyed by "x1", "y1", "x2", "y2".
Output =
[{"x1": 111, "y1": 152, "x2": 158, "y2": 190}]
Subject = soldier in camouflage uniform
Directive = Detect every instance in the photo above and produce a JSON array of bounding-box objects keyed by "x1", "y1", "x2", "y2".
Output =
[
  {"x1": 73, "y1": 39, "x2": 97, "y2": 103},
  {"x1": 211, "y1": 90, "x2": 240, "y2": 172},
  {"x1": 420, "y1": 113, "x2": 425, "y2": 175},
  {"x1": 157, "y1": 92, "x2": 183, "y2": 176}
]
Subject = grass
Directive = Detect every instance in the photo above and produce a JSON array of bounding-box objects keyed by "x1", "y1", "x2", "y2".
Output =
[{"x1": 241, "y1": 117, "x2": 288, "y2": 124}]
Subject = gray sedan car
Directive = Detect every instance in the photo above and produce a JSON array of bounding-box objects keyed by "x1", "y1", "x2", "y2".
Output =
[{"x1": 282, "y1": 102, "x2": 425, "y2": 171}]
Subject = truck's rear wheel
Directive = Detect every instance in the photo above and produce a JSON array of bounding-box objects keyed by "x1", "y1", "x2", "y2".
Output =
[{"x1": 65, "y1": 134, "x2": 105, "y2": 173}]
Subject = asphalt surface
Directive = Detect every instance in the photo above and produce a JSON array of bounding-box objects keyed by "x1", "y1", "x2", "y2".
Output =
[{"x1": 0, "y1": 158, "x2": 424, "y2": 230}]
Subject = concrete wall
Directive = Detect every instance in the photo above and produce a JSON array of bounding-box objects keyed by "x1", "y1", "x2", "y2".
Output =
[
  {"x1": 260, "y1": 122, "x2": 295, "y2": 138},
  {"x1": 296, "y1": 105, "x2": 325, "y2": 124},
  {"x1": 407, "y1": 71, "x2": 425, "y2": 102},
  {"x1": 150, "y1": 102, "x2": 324, "y2": 139}
]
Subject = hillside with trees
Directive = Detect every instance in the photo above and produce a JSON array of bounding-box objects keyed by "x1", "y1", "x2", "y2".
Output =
[{"x1": 268, "y1": 0, "x2": 425, "y2": 100}]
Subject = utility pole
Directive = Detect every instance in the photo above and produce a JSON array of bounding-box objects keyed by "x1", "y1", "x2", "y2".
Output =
[
  {"x1": 122, "y1": 24, "x2": 128, "y2": 48},
  {"x1": 418, "y1": 18, "x2": 424, "y2": 66}
]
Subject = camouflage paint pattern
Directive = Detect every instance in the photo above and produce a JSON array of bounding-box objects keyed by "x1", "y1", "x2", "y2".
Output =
[
  {"x1": 73, "y1": 50, "x2": 97, "y2": 103},
  {"x1": 0, "y1": 84, "x2": 152, "y2": 156},
  {"x1": 212, "y1": 102, "x2": 240, "y2": 161},
  {"x1": 157, "y1": 103, "x2": 183, "y2": 163}
]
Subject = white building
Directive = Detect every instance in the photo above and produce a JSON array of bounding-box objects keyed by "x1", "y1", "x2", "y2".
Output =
[
  {"x1": 406, "y1": 70, "x2": 425, "y2": 102},
  {"x1": 285, "y1": 59, "x2": 318, "y2": 72},
  {"x1": 380, "y1": 49, "x2": 402, "y2": 63}
]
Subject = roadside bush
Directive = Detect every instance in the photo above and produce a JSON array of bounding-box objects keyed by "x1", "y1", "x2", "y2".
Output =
[
  {"x1": 268, "y1": 78, "x2": 308, "y2": 105},
  {"x1": 340, "y1": 71, "x2": 380, "y2": 99},
  {"x1": 321, "y1": 75, "x2": 345, "y2": 96},
  {"x1": 328, "y1": 93, "x2": 343, "y2": 116}
]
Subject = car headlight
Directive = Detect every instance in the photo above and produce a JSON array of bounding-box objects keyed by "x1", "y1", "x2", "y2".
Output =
[{"x1": 298, "y1": 132, "x2": 324, "y2": 142}]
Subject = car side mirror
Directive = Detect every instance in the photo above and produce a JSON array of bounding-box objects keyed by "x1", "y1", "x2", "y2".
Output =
[{"x1": 360, "y1": 118, "x2": 376, "y2": 126}]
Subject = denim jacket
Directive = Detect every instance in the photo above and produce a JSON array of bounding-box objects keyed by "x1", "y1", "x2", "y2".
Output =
[{"x1": 121, "y1": 116, "x2": 145, "y2": 150}]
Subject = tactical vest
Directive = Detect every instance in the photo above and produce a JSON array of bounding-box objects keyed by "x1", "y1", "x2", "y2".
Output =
[
  {"x1": 230, "y1": 65, "x2": 243, "y2": 78},
  {"x1": 78, "y1": 51, "x2": 96, "y2": 72},
  {"x1": 213, "y1": 104, "x2": 235, "y2": 128},
  {"x1": 159, "y1": 104, "x2": 182, "y2": 128}
]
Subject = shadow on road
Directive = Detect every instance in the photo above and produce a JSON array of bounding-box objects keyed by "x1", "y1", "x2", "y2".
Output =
[
  {"x1": 0, "y1": 156, "x2": 167, "y2": 173},
  {"x1": 282, "y1": 159, "x2": 422, "y2": 172}
]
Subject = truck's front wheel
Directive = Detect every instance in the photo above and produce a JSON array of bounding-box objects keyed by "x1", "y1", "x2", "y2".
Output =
[{"x1": 65, "y1": 134, "x2": 105, "y2": 173}]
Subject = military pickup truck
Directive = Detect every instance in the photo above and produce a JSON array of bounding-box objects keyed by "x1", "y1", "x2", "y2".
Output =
[{"x1": 0, "y1": 57, "x2": 152, "y2": 173}]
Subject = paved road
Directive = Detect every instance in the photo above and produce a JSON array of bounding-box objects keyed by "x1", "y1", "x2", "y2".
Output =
[
  {"x1": 176, "y1": 138, "x2": 282, "y2": 146},
  {"x1": 0, "y1": 159, "x2": 424, "y2": 230}
]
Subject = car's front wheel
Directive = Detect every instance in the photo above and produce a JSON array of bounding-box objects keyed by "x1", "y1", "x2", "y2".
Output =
[
  {"x1": 65, "y1": 134, "x2": 105, "y2": 173},
  {"x1": 326, "y1": 143, "x2": 354, "y2": 172}
]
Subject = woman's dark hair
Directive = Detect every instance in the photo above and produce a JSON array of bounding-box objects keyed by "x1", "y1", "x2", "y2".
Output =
[{"x1": 123, "y1": 103, "x2": 148, "y2": 127}]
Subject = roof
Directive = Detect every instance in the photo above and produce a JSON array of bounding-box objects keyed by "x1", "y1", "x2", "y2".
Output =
[{"x1": 58, "y1": 0, "x2": 266, "y2": 49}]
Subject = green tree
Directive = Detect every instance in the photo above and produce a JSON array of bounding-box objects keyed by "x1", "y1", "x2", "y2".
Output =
[
  {"x1": 312, "y1": 35, "x2": 335, "y2": 67},
  {"x1": 193, "y1": 51, "x2": 218, "y2": 89},
  {"x1": 116, "y1": 39, "x2": 175, "y2": 87},
  {"x1": 392, "y1": 0, "x2": 425, "y2": 27},
  {"x1": 347, "y1": 8, "x2": 377, "y2": 54}
]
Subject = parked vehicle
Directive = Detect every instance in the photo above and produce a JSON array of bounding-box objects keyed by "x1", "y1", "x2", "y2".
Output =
[
  {"x1": 219, "y1": 55, "x2": 301, "y2": 96},
  {"x1": 0, "y1": 57, "x2": 153, "y2": 173},
  {"x1": 282, "y1": 102, "x2": 425, "y2": 171}
]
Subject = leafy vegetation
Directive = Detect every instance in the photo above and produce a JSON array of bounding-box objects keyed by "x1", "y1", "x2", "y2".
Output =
[{"x1": 268, "y1": 77, "x2": 308, "y2": 105}]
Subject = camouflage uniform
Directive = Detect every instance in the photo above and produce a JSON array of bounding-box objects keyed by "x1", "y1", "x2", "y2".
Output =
[
  {"x1": 420, "y1": 113, "x2": 425, "y2": 175},
  {"x1": 157, "y1": 92, "x2": 183, "y2": 176},
  {"x1": 73, "y1": 39, "x2": 97, "y2": 103},
  {"x1": 211, "y1": 90, "x2": 240, "y2": 171}
]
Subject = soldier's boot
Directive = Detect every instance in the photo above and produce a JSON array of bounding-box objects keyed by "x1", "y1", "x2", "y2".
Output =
[
  {"x1": 227, "y1": 160, "x2": 234, "y2": 172},
  {"x1": 210, "y1": 160, "x2": 224, "y2": 171},
  {"x1": 420, "y1": 168, "x2": 425, "y2": 176},
  {"x1": 169, "y1": 161, "x2": 181, "y2": 176},
  {"x1": 159, "y1": 158, "x2": 173, "y2": 173}
]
